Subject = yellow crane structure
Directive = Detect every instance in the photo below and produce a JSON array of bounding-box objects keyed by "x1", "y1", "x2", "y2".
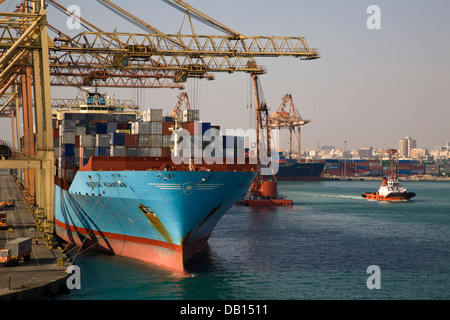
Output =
[
  {"x1": 270, "y1": 94, "x2": 311, "y2": 163},
  {"x1": 0, "y1": 0, "x2": 319, "y2": 241},
  {"x1": 0, "y1": 1, "x2": 55, "y2": 241}
]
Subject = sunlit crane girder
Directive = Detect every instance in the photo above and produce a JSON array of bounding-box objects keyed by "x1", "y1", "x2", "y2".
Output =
[{"x1": 53, "y1": 31, "x2": 319, "y2": 60}]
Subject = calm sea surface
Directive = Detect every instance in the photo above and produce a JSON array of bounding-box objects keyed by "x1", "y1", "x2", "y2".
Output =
[{"x1": 58, "y1": 180, "x2": 450, "y2": 300}]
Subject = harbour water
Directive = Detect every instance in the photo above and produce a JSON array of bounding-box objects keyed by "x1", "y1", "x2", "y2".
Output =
[{"x1": 58, "y1": 180, "x2": 450, "y2": 300}]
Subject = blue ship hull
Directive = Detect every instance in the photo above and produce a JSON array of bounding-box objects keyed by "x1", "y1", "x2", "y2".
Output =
[{"x1": 55, "y1": 170, "x2": 256, "y2": 274}]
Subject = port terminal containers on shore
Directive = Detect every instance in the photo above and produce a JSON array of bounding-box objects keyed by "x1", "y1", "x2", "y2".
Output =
[{"x1": 321, "y1": 158, "x2": 450, "y2": 177}]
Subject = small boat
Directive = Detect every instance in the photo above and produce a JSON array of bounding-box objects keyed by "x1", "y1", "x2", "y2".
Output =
[{"x1": 362, "y1": 176, "x2": 416, "y2": 201}]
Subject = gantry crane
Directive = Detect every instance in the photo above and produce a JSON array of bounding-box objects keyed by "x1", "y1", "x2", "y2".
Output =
[
  {"x1": 0, "y1": 0, "x2": 55, "y2": 241},
  {"x1": 171, "y1": 92, "x2": 191, "y2": 119},
  {"x1": 270, "y1": 94, "x2": 311, "y2": 163},
  {"x1": 0, "y1": 0, "x2": 319, "y2": 240},
  {"x1": 237, "y1": 74, "x2": 293, "y2": 206}
]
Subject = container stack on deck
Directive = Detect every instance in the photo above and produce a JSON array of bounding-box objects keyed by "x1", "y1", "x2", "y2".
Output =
[{"x1": 54, "y1": 108, "x2": 247, "y2": 182}]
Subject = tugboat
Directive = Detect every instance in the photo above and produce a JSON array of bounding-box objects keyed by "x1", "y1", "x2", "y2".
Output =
[
  {"x1": 362, "y1": 148, "x2": 415, "y2": 201},
  {"x1": 362, "y1": 175, "x2": 416, "y2": 201}
]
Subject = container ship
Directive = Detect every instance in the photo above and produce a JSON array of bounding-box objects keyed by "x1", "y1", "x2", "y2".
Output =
[
  {"x1": 272, "y1": 152, "x2": 325, "y2": 181},
  {"x1": 52, "y1": 92, "x2": 256, "y2": 275}
]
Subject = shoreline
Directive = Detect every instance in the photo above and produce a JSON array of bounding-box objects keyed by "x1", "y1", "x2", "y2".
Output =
[{"x1": 321, "y1": 174, "x2": 450, "y2": 182}]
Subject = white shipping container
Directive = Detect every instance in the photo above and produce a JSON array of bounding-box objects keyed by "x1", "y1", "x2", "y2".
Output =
[
  {"x1": 54, "y1": 147, "x2": 61, "y2": 157},
  {"x1": 132, "y1": 122, "x2": 151, "y2": 134},
  {"x1": 61, "y1": 131, "x2": 75, "y2": 144},
  {"x1": 182, "y1": 109, "x2": 200, "y2": 122},
  {"x1": 149, "y1": 148, "x2": 162, "y2": 157},
  {"x1": 80, "y1": 134, "x2": 95, "y2": 147},
  {"x1": 110, "y1": 145, "x2": 126, "y2": 156},
  {"x1": 150, "y1": 122, "x2": 162, "y2": 134},
  {"x1": 139, "y1": 148, "x2": 150, "y2": 157},
  {"x1": 142, "y1": 109, "x2": 162, "y2": 122},
  {"x1": 96, "y1": 134, "x2": 111, "y2": 147},
  {"x1": 147, "y1": 109, "x2": 163, "y2": 122},
  {"x1": 60, "y1": 119, "x2": 75, "y2": 132},
  {"x1": 149, "y1": 134, "x2": 162, "y2": 148},
  {"x1": 75, "y1": 125, "x2": 86, "y2": 136}
]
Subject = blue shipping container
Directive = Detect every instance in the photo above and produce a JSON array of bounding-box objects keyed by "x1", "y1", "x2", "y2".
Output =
[
  {"x1": 96, "y1": 122, "x2": 107, "y2": 134},
  {"x1": 111, "y1": 132, "x2": 126, "y2": 146},
  {"x1": 61, "y1": 144, "x2": 75, "y2": 157},
  {"x1": 397, "y1": 170, "x2": 411, "y2": 175},
  {"x1": 96, "y1": 147, "x2": 110, "y2": 156}
]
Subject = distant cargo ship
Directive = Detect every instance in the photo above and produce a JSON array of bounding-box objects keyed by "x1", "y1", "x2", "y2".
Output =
[
  {"x1": 53, "y1": 92, "x2": 256, "y2": 275},
  {"x1": 276, "y1": 161, "x2": 325, "y2": 181},
  {"x1": 271, "y1": 152, "x2": 325, "y2": 181}
]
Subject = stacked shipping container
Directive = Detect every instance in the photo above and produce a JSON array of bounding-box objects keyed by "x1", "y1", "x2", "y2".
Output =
[
  {"x1": 55, "y1": 108, "x2": 246, "y2": 181},
  {"x1": 322, "y1": 159, "x2": 448, "y2": 177}
]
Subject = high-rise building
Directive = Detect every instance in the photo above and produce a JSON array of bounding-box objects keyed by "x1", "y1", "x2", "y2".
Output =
[
  {"x1": 358, "y1": 147, "x2": 373, "y2": 158},
  {"x1": 399, "y1": 137, "x2": 417, "y2": 158}
]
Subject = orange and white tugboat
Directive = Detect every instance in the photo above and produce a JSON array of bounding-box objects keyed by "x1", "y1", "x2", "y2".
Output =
[
  {"x1": 362, "y1": 149, "x2": 415, "y2": 201},
  {"x1": 362, "y1": 175, "x2": 416, "y2": 201}
]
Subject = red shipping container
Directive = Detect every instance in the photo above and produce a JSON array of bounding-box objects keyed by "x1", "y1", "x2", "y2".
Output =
[
  {"x1": 75, "y1": 135, "x2": 80, "y2": 147},
  {"x1": 161, "y1": 147, "x2": 171, "y2": 158},
  {"x1": 117, "y1": 122, "x2": 129, "y2": 130},
  {"x1": 162, "y1": 122, "x2": 174, "y2": 135},
  {"x1": 185, "y1": 122, "x2": 195, "y2": 135},
  {"x1": 125, "y1": 134, "x2": 139, "y2": 147},
  {"x1": 53, "y1": 128, "x2": 59, "y2": 138},
  {"x1": 327, "y1": 169, "x2": 341, "y2": 176},
  {"x1": 90, "y1": 120, "x2": 108, "y2": 125}
]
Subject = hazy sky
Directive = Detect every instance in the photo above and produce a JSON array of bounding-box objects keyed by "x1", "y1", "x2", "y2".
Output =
[{"x1": 1, "y1": 0, "x2": 449, "y2": 151}]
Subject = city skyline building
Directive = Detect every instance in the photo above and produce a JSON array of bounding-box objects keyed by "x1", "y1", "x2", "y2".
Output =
[{"x1": 399, "y1": 137, "x2": 417, "y2": 158}]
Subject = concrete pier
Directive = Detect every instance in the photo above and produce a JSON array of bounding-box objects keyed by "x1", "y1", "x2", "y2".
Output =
[{"x1": 0, "y1": 170, "x2": 71, "y2": 300}]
